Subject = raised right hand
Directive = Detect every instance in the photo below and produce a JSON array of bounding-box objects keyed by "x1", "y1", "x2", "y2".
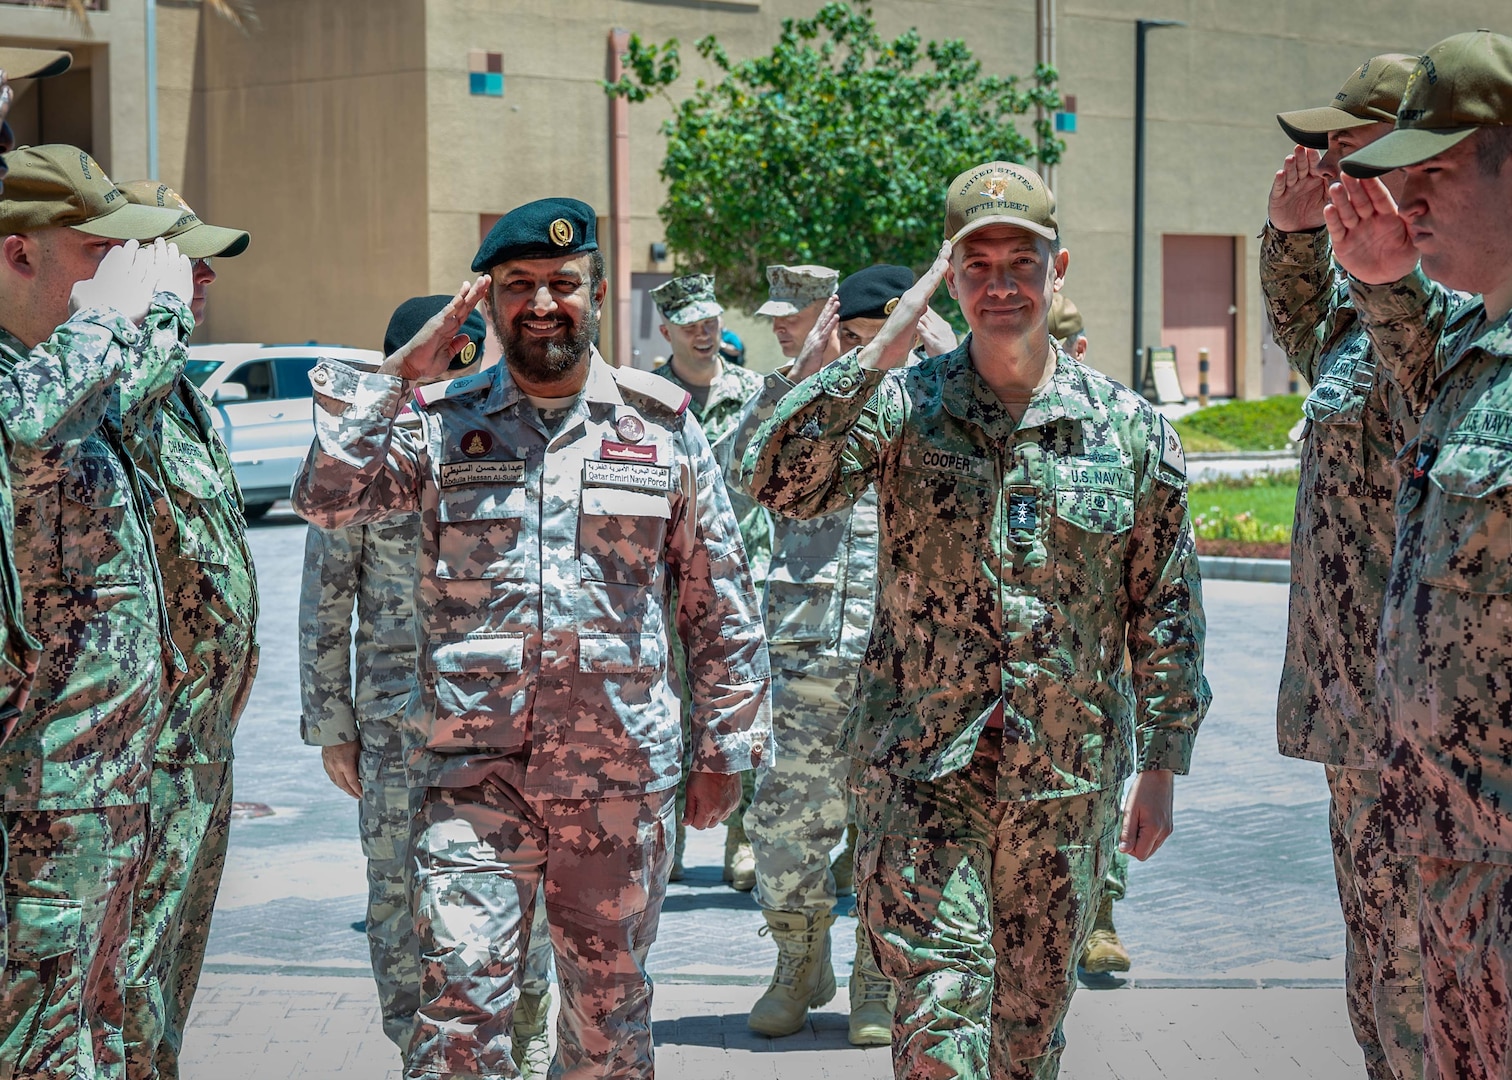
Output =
[
  {"x1": 69, "y1": 240, "x2": 156, "y2": 324},
  {"x1": 859, "y1": 241, "x2": 951, "y2": 372},
  {"x1": 1268, "y1": 145, "x2": 1327, "y2": 233},
  {"x1": 1323, "y1": 174, "x2": 1419, "y2": 286},
  {"x1": 380, "y1": 276, "x2": 490, "y2": 381}
]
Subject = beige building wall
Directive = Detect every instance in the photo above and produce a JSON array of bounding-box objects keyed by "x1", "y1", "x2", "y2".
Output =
[
  {"x1": 152, "y1": 0, "x2": 1512, "y2": 382},
  {"x1": 1, "y1": 0, "x2": 151, "y2": 179}
]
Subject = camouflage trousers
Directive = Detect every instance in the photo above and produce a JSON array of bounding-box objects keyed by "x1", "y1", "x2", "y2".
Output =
[
  {"x1": 0, "y1": 803, "x2": 146, "y2": 1080},
  {"x1": 123, "y1": 763, "x2": 233, "y2": 1080},
  {"x1": 408, "y1": 771, "x2": 674, "y2": 1080},
  {"x1": 854, "y1": 738, "x2": 1120, "y2": 1080},
  {"x1": 1417, "y1": 857, "x2": 1512, "y2": 1080},
  {"x1": 1326, "y1": 765, "x2": 1423, "y2": 1080},
  {"x1": 360, "y1": 730, "x2": 425, "y2": 1049},
  {"x1": 745, "y1": 661, "x2": 856, "y2": 913}
]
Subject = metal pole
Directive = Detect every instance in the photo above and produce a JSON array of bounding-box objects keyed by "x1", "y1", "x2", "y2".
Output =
[
  {"x1": 1198, "y1": 347, "x2": 1210, "y2": 407},
  {"x1": 1131, "y1": 19, "x2": 1183, "y2": 396},
  {"x1": 608, "y1": 29, "x2": 632, "y2": 368},
  {"x1": 145, "y1": 0, "x2": 158, "y2": 177}
]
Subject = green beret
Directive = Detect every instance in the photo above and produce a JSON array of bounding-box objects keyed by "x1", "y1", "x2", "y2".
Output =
[
  {"x1": 837, "y1": 264, "x2": 915, "y2": 321},
  {"x1": 384, "y1": 294, "x2": 487, "y2": 372},
  {"x1": 472, "y1": 197, "x2": 598, "y2": 272}
]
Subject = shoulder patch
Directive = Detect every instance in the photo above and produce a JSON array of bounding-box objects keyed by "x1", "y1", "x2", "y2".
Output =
[
  {"x1": 1158, "y1": 415, "x2": 1186, "y2": 477},
  {"x1": 416, "y1": 370, "x2": 489, "y2": 410},
  {"x1": 613, "y1": 364, "x2": 691, "y2": 415}
]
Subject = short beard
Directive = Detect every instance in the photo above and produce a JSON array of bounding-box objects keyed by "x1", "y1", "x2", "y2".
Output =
[{"x1": 495, "y1": 303, "x2": 598, "y2": 384}]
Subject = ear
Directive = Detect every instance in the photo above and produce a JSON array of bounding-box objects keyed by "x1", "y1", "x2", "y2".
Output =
[
  {"x1": 592, "y1": 274, "x2": 609, "y2": 310},
  {"x1": 944, "y1": 260, "x2": 959, "y2": 301},
  {"x1": 658, "y1": 322, "x2": 670, "y2": 343},
  {"x1": 1052, "y1": 247, "x2": 1070, "y2": 289},
  {"x1": 1, "y1": 234, "x2": 37, "y2": 280},
  {"x1": 1073, "y1": 337, "x2": 1089, "y2": 362}
]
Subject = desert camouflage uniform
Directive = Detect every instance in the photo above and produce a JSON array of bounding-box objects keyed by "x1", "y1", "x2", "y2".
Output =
[
  {"x1": 298, "y1": 510, "x2": 427, "y2": 1049},
  {"x1": 1261, "y1": 224, "x2": 1423, "y2": 1080},
  {"x1": 727, "y1": 368, "x2": 877, "y2": 920},
  {"x1": 743, "y1": 343, "x2": 1210, "y2": 1079},
  {"x1": 121, "y1": 359, "x2": 261, "y2": 1080},
  {"x1": 291, "y1": 351, "x2": 770, "y2": 1080},
  {"x1": 1352, "y1": 268, "x2": 1512, "y2": 1080},
  {"x1": 0, "y1": 300, "x2": 189, "y2": 1080}
]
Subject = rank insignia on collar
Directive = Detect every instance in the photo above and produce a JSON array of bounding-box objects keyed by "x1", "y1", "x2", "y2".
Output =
[
  {"x1": 461, "y1": 429, "x2": 494, "y2": 457},
  {"x1": 616, "y1": 414, "x2": 646, "y2": 443}
]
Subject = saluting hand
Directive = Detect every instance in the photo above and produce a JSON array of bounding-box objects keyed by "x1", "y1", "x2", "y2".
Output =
[
  {"x1": 1323, "y1": 174, "x2": 1419, "y2": 286},
  {"x1": 70, "y1": 239, "x2": 157, "y2": 325},
  {"x1": 1268, "y1": 146, "x2": 1328, "y2": 233},
  {"x1": 915, "y1": 305, "x2": 957, "y2": 357},
  {"x1": 790, "y1": 294, "x2": 840, "y2": 382},
  {"x1": 860, "y1": 241, "x2": 952, "y2": 372},
  {"x1": 380, "y1": 276, "x2": 490, "y2": 382},
  {"x1": 146, "y1": 237, "x2": 194, "y2": 310}
]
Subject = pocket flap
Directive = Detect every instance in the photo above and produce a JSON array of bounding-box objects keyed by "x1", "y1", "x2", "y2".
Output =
[
  {"x1": 66, "y1": 455, "x2": 127, "y2": 508},
  {"x1": 1430, "y1": 442, "x2": 1512, "y2": 500},
  {"x1": 429, "y1": 634, "x2": 524, "y2": 674},
  {"x1": 167, "y1": 458, "x2": 227, "y2": 501},
  {"x1": 6, "y1": 896, "x2": 82, "y2": 962},
  {"x1": 437, "y1": 489, "x2": 526, "y2": 523},
  {"x1": 581, "y1": 487, "x2": 671, "y2": 519},
  {"x1": 578, "y1": 632, "x2": 664, "y2": 673}
]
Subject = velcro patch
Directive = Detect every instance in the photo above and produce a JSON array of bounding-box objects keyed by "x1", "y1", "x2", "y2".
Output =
[
  {"x1": 439, "y1": 459, "x2": 525, "y2": 488},
  {"x1": 1158, "y1": 416, "x2": 1186, "y2": 477},
  {"x1": 902, "y1": 445, "x2": 994, "y2": 482},
  {"x1": 583, "y1": 459, "x2": 675, "y2": 492},
  {"x1": 1008, "y1": 492, "x2": 1039, "y2": 529},
  {"x1": 601, "y1": 440, "x2": 658, "y2": 464}
]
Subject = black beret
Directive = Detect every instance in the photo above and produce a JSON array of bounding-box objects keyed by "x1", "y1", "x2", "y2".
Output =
[
  {"x1": 837, "y1": 264, "x2": 916, "y2": 321},
  {"x1": 384, "y1": 295, "x2": 488, "y2": 372},
  {"x1": 472, "y1": 197, "x2": 599, "y2": 272}
]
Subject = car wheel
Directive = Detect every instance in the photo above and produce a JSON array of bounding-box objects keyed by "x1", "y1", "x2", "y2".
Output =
[{"x1": 243, "y1": 502, "x2": 275, "y2": 521}]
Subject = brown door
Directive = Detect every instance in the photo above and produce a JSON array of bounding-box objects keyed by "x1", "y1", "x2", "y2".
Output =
[{"x1": 1162, "y1": 235, "x2": 1236, "y2": 398}]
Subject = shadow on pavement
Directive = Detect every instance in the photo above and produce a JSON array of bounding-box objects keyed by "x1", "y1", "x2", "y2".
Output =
[{"x1": 653, "y1": 1010, "x2": 858, "y2": 1051}]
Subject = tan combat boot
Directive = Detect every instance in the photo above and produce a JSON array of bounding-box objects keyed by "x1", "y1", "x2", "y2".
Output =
[
  {"x1": 831, "y1": 822, "x2": 858, "y2": 897},
  {"x1": 511, "y1": 988, "x2": 552, "y2": 1079},
  {"x1": 847, "y1": 924, "x2": 894, "y2": 1046},
  {"x1": 748, "y1": 909, "x2": 838, "y2": 1037},
  {"x1": 1079, "y1": 894, "x2": 1132, "y2": 974},
  {"x1": 723, "y1": 815, "x2": 756, "y2": 891}
]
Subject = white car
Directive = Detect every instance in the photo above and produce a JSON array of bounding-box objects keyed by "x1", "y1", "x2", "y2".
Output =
[{"x1": 184, "y1": 343, "x2": 383, "y2": 519}]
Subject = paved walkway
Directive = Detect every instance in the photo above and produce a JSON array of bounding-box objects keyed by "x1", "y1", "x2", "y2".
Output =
[{"x1": 179, "y1": 974, "x2": 1363, "y2": 1079}]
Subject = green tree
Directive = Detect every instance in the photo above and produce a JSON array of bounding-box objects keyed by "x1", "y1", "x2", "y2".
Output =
[{"x1": 605, "y1": 2, "x2": 1063, "y2": 309}]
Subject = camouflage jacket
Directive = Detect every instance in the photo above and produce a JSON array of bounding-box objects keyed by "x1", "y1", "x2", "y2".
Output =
[
  {"x1": 0, "y1": 299, "x2": 188, "y2": 809},
  {"x1": 1261, "y1": 225, "x2": 1416, "y2": 767},
  {"x1": 291, "y1": 351, "x2": 771, "y2": 798},
  {"x1": 299, "y1": 513, "x2": 421, "y2": 746},
  {"x1": 1352, "y1": 268, "x2": 1512, "y2": 864},
  {"x1": 126, "y1": 372, "x2": 261, "y2": 764},
  {"x1": 655, "y1": 358, "x2": 771, "y2": 582},
  {"x1": 727, "y1": 368, "x2": 878, "y2": 674},
  {"x1": 741, "y1": 342, "x2": 1210, "y2": 796}
]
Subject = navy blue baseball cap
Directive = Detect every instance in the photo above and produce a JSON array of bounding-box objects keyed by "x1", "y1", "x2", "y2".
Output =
[{"x1": 472, "y1": 197, "x2": 598, "y2": 272}]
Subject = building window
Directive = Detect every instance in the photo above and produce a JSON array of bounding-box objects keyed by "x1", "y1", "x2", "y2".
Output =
[{"x1": 468, "y1": 50, "x2": 503, "y2": 97}]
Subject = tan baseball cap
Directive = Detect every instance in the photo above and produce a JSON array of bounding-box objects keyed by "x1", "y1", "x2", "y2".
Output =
[
  {"x1": 1276, "y1": 54, "x2": 1419, "y2": 149},
  {"x1": 117, "y1": 180, "x2": 249, "y2": 258},
  {"x1": 0, "y1": 145, "x2": 181, "y2": 238},
  {"x1": 0, "y1": 47, "x2": 72, "y2": 81},
  {"x1": 944, "y1": 161, "x2": 1058, "y2": 244},
  {"x1": 1048, "y1": 293, "x2": 1083, "y2": 341},
  {"x1": 1344, "y1": 30, "x2": 1512, "y2": 177}
]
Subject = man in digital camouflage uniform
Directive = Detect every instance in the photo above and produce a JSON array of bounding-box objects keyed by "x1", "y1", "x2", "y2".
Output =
[
  {"x1": 744, "y1": 161, "x2": 1210, "y2": 1079},
  {"x1": 0, "y1": 146, "x2": 193, "y2": 1079},
  {"x1": 292, "y1": 197, "x2": 770, "y2": 1080},
  {"x1": 650, "y1": 272, "x2": 768, "y2": 889},
  {"x1": 1326, "y1": 30, "x2": 1512, "y2": 1080},
  {"x1": 0, "y1": 46, "x2": 73, "y2": 978},
  {"x1": 1262, "y1": 53, "x2": 1425, "y2": 1080},
  {"x1": 300, "y1": 296, "x2": 557, "y2": 1076},
  {"x1": 106, "y1": 180, "x2": 261, "y2": 1080}
]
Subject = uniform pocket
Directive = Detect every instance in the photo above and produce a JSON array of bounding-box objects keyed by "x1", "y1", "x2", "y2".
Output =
[
  {"x1": 3, "y1": 896, "x2": 84, "y2": 1073},
  {"x1": 165, "y1": 455, "x2": 233, "y2": 566},
  {"x1": 890, "y1": 468, "x2": 992, "y2": 577},
  {"x1": 579, "y1": 487, "x2": 670, "y2": 587},
  {"x1": 425, "y1": 634, "x2": 527, "y2": 747},
  {"x1": 1419, "y1": 441, "x2": 1512, "y2": 595},
  {"x1": 435, "y1": 493, "x2": 526, "y2": 580},
  {"x1": 578, "y1": 632, "x2": 665, "y2": 674},
  {"x1": 1053, "y1": 463, "x2": 1135, "y2": 535},
  {"x1": 59, "y1": 454, "x2": 138, "y2": 587}
]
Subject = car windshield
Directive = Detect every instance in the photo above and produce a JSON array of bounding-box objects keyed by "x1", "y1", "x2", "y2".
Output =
[{"x1": 184, "y1": 360, "x2": 222, "y2": 387}]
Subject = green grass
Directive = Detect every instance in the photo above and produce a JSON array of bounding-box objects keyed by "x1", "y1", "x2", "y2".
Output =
[
  {"x1": 1188, "y1": 471, "x2": 1298, "y2": 543},
  {"x1": 1173, "y1": 395, "x2": 1306, "y2": 452}
]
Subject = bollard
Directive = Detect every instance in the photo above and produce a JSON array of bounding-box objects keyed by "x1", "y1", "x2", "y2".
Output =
[
  {"x1": 1198, "y1": 348, "x2": 1209, "y2": 407},
  {"x1": 1288, "y1": 371, "x2": 1299, "y2": 394}
]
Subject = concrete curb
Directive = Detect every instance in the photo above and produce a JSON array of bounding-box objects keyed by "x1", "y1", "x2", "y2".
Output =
[
  {"x1": 1198, "y1": 555, "x2": 1291, "y2": 583},
  {"x1": 1187, "y1": 450, "x2": 1299, "y2": 462}
]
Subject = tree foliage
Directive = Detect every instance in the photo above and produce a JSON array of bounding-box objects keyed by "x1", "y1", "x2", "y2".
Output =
[
  {"x1": 605, "y1": 2, "x2": 1063, "y2": 309},
  {"x1": 56, "y1": 0, "x2": 258, "y2": 32}
]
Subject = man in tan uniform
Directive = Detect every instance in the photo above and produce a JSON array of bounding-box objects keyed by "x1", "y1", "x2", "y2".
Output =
[{"x1": 1327, "y1": 30, "x2": 1512, "y2": 1080}]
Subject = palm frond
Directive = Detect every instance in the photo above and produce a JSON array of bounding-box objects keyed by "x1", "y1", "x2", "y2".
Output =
[{"x1": 199, "y1": 0, "x2": 259, "y2": 32}]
